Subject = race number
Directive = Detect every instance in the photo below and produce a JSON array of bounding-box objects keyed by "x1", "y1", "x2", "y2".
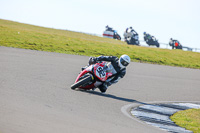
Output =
[{"x1": 96, "y1": 66, "x2": 106, "y2": 78}]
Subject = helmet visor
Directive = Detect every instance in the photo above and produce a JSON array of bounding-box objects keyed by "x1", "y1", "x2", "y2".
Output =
[{"x1": 120, "y1": 58, "x2": 129, "y2": 66}]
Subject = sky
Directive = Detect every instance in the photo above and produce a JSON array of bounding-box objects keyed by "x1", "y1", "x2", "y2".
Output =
[{"x1": 1, "y1": 0, "x2": 200, "y2": 49}]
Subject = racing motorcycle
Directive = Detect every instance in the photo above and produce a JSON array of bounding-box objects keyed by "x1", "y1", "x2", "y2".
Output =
[
  {"x1": 173, "y1": 41, "x2": 182, "y2": 49},
  {"x1": 125, "y1": 34, "x2": 140, "y2": 45},
  {"x1": 71, "y1": 61, "x2": 113, "y2": 90},
  {"x1": 146, "y1": 36, "x2": 160, "y2": 48},
  {"x1": 103, "y1": 29, "x2": 121, "y2": 40},
  {"x1": 169, "y1": 40, "x2": 182, "y2": 49}
]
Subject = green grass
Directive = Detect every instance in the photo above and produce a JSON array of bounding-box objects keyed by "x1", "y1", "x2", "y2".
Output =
[
  {"x1": 0, "y1": 19, "x2": 200, "y2": 69},
  {"x1": 170, "y1": 109, "x2": 200, "y2": 133}
]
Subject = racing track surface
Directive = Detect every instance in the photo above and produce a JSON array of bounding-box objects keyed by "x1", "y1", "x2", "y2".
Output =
[{"x1": 0, "y1": 46, "x2": 200, "y2": 133}]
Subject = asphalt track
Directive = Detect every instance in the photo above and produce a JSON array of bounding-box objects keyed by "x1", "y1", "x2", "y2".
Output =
[{"x1": 0, "y1": 46, "x2": 200, "y2": 133}]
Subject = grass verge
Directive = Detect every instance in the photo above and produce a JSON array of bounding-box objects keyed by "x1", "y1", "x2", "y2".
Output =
[
  {"x1": 0, "y1": 19, "x2": 200, "y2": 69},
  {"x1": 170, "y1": 109, "x2": 200, "y2": 133}
]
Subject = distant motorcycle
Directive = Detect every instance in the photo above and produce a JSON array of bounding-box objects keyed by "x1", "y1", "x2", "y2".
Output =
[
  {"x1": 169, "y1": 40, "x2": 182, "y2": 49},
  {"x1": 124, "y1": 33, "x2": 140, "y2": 45},
  {"x1": 145, "y1": 36, "x2": 160, "y2": 48},
  {"x1": 71, "y1": 61, "x2": 113, "y2": 90},
  {"x1": 103, "y1": 29, "x2": 121, "y2": 40}
]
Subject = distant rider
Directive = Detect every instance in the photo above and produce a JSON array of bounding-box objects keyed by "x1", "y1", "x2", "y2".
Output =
[
  {"x1": 124, "y1": 27, "x2": 138, "y2": 40},
  {"x1": 86, "y1": 54, "x2": 130, "y2": 93},
  {"x1": 105, "y1": 25, "x2": 113, "y2": 32},
  {"x1": 169, "y1": 38, "x2": 181, "y2": 49},
  {"x1": 144, "y1": 32, "x2": 152, "y2": 43}
]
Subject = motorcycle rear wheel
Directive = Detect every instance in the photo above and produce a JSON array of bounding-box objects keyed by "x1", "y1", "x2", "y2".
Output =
[{"x1": 71, "y1": 75, "x2": 92, "y2": 90}]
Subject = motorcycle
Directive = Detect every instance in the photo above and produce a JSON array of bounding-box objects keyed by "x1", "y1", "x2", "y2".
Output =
[
  {"x1": 145, "y1": 36, "x2": 160, "y2": 48},
  {"x1": 103, "y1": 29, "x2": 121, "y2": 40},
  {"x1": 125, "y1": 33, "x2": 140, "y2": 45},
  {"x1": 170, "y1": 40, "x2": 182, "y2": 50},
  {"x1": 173, "y1": 41, "x2": 182, "y2": 49},
  {"x1": 71, "y1": 61, "x2": 113, "y2": 90}
]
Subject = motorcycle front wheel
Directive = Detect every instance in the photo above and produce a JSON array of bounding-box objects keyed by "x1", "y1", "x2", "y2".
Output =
[
  {"x1": 71, "y1": 75, "x2": 93, "y2": 90},
  {"x1": 117, "y1": 35, "x2": 121, "y2": 40}
]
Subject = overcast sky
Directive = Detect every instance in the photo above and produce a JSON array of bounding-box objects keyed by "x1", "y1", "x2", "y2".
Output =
[{"x1": 1, "y1": 0, "x2": 200, "y2": 49}]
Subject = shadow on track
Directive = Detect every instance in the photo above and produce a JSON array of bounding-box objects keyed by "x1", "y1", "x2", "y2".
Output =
[{"x1": 79, "y1": 90, "x2": 146, "y2": 104}]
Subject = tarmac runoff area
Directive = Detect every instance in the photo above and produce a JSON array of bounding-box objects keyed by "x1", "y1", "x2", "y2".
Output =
[{"x1": 122, "y1": 102, "x2": 200, "y2": 133}]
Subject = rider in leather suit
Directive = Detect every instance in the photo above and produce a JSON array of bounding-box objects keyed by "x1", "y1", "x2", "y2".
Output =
[
  {"x1": 124, "y1": 27, "x2": 138, "y2": 40},
  {"x1": 169, "y1": 38, "x2": 182, "y2": 49},
  {"x1": 88, "y1": 54, "x2": 130, "y2": 93},
  {"x1": 144, "y1": 32, "x2": 152, "y2": 42}
]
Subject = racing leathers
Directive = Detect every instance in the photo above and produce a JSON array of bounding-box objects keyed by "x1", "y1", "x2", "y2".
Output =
[
  {"x1": 105, "y1": 25, "x2": 113, "y2": 32},
  {"x1": 169, "y1": 39, "x2": 182, "y2": 49},
  {"x1": 92, "y1": 56, "x2": 126, "y2": 93},
  {"x1": 144, "y1": 33, "x2": 152, "y2": 43},
  {"x1": 124, "y1": 28, "x2": 138, "y2": 40}
]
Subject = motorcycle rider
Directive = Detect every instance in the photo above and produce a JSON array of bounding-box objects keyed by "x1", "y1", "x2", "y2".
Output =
[
  {"x1": 144, "y1": 32, "x2": 160, "y2": 47},
  {"x1": 87, "y1": 54, "x2": 130, "y2": 93},
  {"x1": 124, "y1": 27, "x2": 138, "y2": 40},
  {"x1": 144, "y1": 32, "x2": 152, "y2": 43},
  {"x1": 105, "y1": 25, "x2": 113, "y2": 32},
  {"x1": 169, "y1": 38, "x2": 182, "y2": 49}
]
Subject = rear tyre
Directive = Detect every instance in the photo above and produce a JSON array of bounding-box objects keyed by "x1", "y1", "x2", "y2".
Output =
[{"x1": 71, "y1": 75, "x2": 92, "y2": 90}]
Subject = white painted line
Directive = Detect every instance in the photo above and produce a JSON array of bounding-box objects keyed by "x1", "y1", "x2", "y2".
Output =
[
  {"x1": 172, "y1": 103, "x2": 200, "y2": 109},
  {"x1": 139, "y1": 105, "x2": 179, "y2": 115},
  {"x1": 131, "y1": 110, "x2": 171, "y2": 122},
  {"x1": 149, "y1": 123, "x2": 193, "y2": 133}
]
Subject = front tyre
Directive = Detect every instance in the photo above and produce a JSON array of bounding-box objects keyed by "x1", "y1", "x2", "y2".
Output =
[
  {"x1": 117, "y1": 35, "x2": 121, "y2": 40},
  {"x1": 156, "y1": 43, "x2": 160, "y2": 48},
  {"x1": 71, "y1": 75, "x2": 92, "y2": 90}
]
